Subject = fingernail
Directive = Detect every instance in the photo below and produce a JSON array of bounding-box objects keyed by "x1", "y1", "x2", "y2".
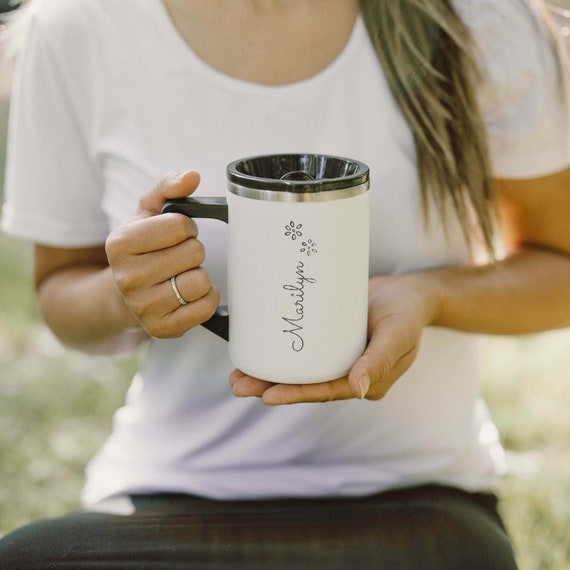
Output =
[{"x1": 359, "y1": 375, "x2": 371, "y2": 399}]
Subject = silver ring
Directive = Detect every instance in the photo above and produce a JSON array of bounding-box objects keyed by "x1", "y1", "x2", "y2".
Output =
[{"x1": 170, "y1": 275, "x2": 188, "y2": 306}]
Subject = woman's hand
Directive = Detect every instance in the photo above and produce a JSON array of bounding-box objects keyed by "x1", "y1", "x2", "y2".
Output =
[
  {"x1": 229, "y1": 273, "x2": 440, "y2": 405},
  {"x1": 105, "y1": 170, "x2": 220, "y2": 338}
]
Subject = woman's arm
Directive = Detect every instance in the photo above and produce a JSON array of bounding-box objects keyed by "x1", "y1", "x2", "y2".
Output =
[
  {"x1": 34, "y1": 243, "x2": 144, "y2": 355},
  {"x1": 230, "y1": 166, "x2": 570, "y2": 404},
  {"x1": 432, "y1": 167, "x2": 570, "y2": 334},
  {"x1": 34, "y1": 170, "x2": 220, "y2": 355}
]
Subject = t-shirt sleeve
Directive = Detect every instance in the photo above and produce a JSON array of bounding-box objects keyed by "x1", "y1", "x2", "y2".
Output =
[
  {"x1": 458, "y1": 0, "x2": 570, "y2": 179},
  {"x1": 1, "y1": 3, "x2": 108, "y2": 247}
]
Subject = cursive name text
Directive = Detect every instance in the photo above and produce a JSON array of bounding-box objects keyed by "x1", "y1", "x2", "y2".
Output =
[{"x1": 282, "y1": 261, "x2": 316, "y2": 352}]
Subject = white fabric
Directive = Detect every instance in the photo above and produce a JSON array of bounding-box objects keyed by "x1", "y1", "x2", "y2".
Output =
[
  {"x1": 2, "y1": 0, "x2": 569, "y2": 506},
  {"x1": 454, "y1": 0, "x2": 570, "y2": 178}
]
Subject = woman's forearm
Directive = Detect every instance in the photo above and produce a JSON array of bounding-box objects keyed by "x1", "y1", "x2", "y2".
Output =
[
  {"x1": 37, "y1": 265, "x2": 146, "y2": 356},
  {"x1": 37, "y1": 243, "x2": 570, "y2": 357},
  {"x1": 420, "y1": 247, "x2": 570, "y2": 335}
]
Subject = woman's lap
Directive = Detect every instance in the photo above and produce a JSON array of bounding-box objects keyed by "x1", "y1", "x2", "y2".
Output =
[{"x1": 0, "y1": 485, "x2": 518, "y2": 569}]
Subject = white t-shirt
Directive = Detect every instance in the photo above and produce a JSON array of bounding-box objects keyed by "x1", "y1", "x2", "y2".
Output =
[{"x1": 2, "y1": 0, "x2": 569, "y2": 506}]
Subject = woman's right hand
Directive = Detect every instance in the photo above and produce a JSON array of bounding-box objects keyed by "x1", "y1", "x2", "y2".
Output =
[{"x1": 105, "y1": 170, "x2": 221, "y2": 338}]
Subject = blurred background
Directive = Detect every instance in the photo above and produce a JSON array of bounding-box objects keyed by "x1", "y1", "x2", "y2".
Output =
[{"x1": 0, "y1": 2, "x2": 569, "y2": 568}]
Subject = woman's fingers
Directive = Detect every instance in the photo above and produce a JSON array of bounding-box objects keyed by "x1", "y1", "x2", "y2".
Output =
[
  {"x1": 167, "y1": 267, "x2": 212, "y2": 307},
  {"x1": 261, "y1": 378, "x2": 353, "y2": 405},
  {"x1": 106, "y1": 211, "x2": 199, "y2": 258},
  {"x1": 229, "y1": 370, "x2": 274, "y2": 397},
  {"x1": 148, "y1": 285, "x2": 221, "y2": 339},
  {"x1": 137, "y1": 170, "x2": 201, "y2": 217},
  {"x1": 114, "y1": 230, "x2": 206, "y2": 288},
  {"x1": 348, "y1": 316, "x2": 420, "y2": 400},
  {"x1": 229, "y1": 369, "x2": 353, "y2": 405}
]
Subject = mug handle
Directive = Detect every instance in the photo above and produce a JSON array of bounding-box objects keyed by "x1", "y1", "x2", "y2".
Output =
[{"x1": 161, "y1": 197, "x2": 229, "y2": 341}]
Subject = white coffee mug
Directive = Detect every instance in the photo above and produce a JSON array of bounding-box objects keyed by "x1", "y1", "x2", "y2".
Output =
[{"x1": 162, "y1": 154, "x2": 370, "y2": 384}]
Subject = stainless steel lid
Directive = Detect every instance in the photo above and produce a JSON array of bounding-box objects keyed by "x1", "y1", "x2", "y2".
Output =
[{"x1": 227, "y1": 154, "x2": 369, "y2": 202}]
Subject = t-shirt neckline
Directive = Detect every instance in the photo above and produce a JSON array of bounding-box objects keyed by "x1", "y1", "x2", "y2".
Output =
[{"x1": 153, "y1": 0, "x2": 366, "y2": 94}]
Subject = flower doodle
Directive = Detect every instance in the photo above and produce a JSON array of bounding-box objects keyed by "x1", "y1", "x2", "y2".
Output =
[
  {"x1": 284, "y1": 221, "x2": 303, "y2": 240},
  {"x1": 300, "y1": 239, "x2": 318, "y2": 256}
]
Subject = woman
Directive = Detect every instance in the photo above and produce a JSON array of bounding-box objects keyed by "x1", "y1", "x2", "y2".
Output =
[{"x1": 1, "y1": 0, "x2": 569, "y2": 567}]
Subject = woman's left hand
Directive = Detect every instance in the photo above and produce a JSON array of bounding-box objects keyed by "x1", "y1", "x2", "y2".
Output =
[{"x1": 229, "y1": 273, "x2": 440, "y2": 405}]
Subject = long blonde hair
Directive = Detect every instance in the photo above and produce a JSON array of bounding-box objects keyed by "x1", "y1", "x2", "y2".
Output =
[
  {"x1": 360, "y1": 0, "x2": 495, "y2": 255},
  {"x1": 361, "y1": 0, "x2": 569, "y2": 258}
]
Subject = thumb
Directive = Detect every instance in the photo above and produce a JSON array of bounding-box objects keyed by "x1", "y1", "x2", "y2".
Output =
[
  {"x1": 138, "y1": 170, "x2": 201, "y2": 218},
  {"x1": 347, "y1": 320, "x2": 416, "y2": 400},
  {"x1": 347, "y1": 340, "x2": 393, "y2": 400}
]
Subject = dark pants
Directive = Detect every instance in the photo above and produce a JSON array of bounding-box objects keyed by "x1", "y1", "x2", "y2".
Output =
[{"x1": 0, "y1": 485, "x2": 518, "y2": 569}]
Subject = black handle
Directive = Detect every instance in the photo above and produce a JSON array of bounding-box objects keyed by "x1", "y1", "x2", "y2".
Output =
[{"x1": 161, "y1": 197, "x2": 229, "y2": 341}]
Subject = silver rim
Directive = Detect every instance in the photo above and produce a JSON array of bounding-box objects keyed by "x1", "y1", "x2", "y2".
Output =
[{"x1": 228, "y1": 181, "x2": 369, "y2": 202}]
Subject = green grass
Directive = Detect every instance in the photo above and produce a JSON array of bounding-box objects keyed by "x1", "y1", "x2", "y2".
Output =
[
  {"x1": 0, "y1": 233, "x2": 136, "y2": 533},
  {"x1": 483, "y1": 333, "x2": 570, "y2": 570},
  {"x1": 0, "y1": 232, "x2": 569, "y2": 568}
]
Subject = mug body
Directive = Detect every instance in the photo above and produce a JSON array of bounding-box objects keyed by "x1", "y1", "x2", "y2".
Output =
[{"x1": 226, "y1": 154, "x2": 370, "y2": 384}]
